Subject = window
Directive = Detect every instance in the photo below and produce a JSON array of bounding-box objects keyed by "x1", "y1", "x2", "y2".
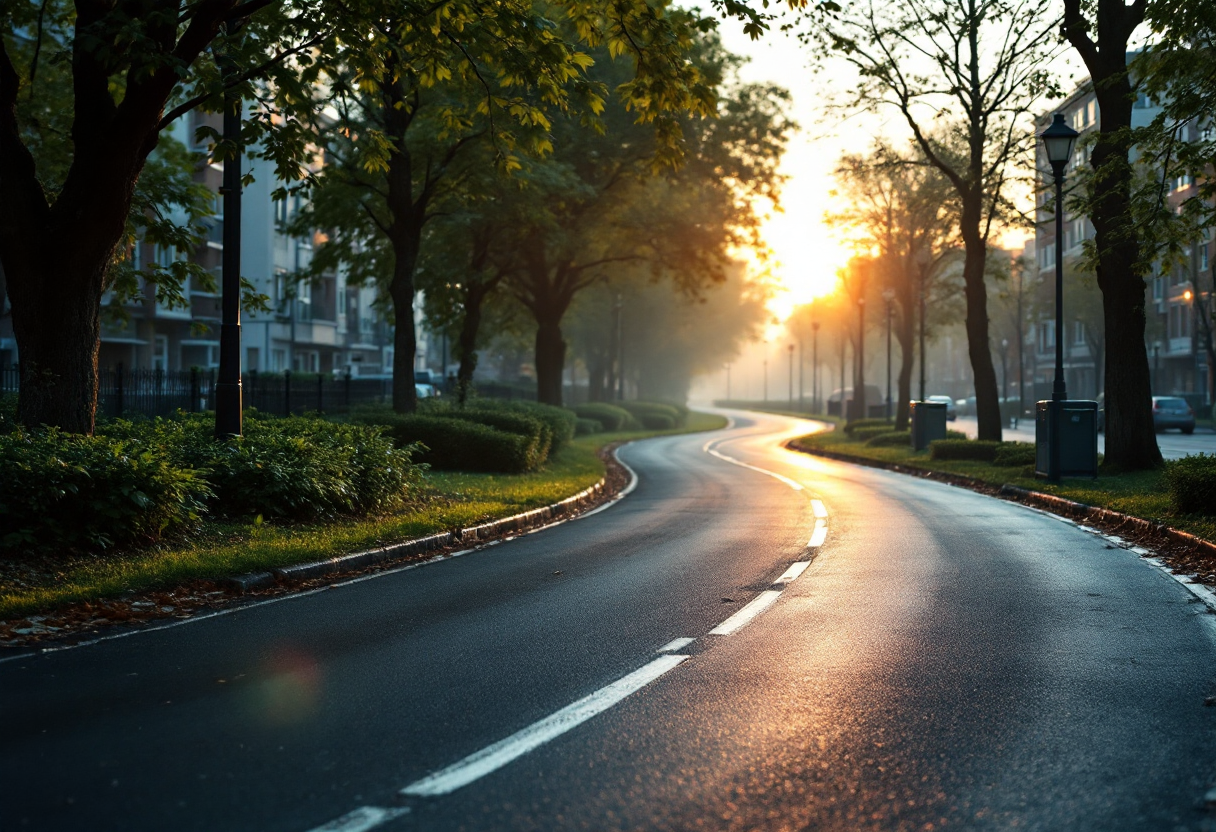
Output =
[
  {"x1": 1087, "y1": 99, "x2": 1097, "y2": 127},
  {"x1": 274, "y1": 268, "x2": 290, "y2": 312},
  {"x1": 246, "y1": 347, "x2": 260, "y2": 372},
  {"x1": 275, "y1": 198, "x2": 289, "y2": 227},
  {"x1": 152, "y1": 335, "x2": 169, "y2": 370},
  {"x1": 272, "y1": 349, "x2": 286, "y2": 371},
  {"x1": 1203, "y1": 245, "x2": 1210, "y2": 272},
  {"x1": 1074, "y1": 320, "x2": 1086, "y2": 345}
]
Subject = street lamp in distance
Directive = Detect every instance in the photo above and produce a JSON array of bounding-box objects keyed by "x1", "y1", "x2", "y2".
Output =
[
  {"x1": 883, "y1": 287, "x2": 895, "y2": 420},
  {"x1": 787, "y1": 343, "x2": 795, "y2": 408}
]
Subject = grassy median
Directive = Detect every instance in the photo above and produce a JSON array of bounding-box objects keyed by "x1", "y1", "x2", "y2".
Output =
[
  {"x1": 0, "y1": 411, "x2": 727, "y2": 620},
  {"x1": 790, "y1": 428, "x2": 1216, "y2": 545}
]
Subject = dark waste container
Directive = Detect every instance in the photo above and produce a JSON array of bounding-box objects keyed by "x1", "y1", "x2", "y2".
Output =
[
  {"x1": 911, "y1": 400, "x2": 948, "y2": 451},
  {"x1": 1035, "y1": 399, "x2": 1099, "y2": 478}
]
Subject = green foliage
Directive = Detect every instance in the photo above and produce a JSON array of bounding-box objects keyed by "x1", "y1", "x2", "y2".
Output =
[
  {"x1": 866, "y1": 430, "x2": 911, "y2": 447},
  {"x1": 844, "y1": 418, "x2": 895, "y2": 436},
  {"x1": 444, "y1": 409, "x2": 550, "y2": 468},
  {"x1": 618, "y1": 401, "x2": 685, "y2": 429},
  {"x1": 928, "y1": 439, "x2": 1001, "y2": 462},
  {"x1": 1163, "y1": 454, "x2": 1216, "y2": 515},
  {"x1": 0, "y1": 429, "x2": 211, "y2": 555},
  {"x1": 471, "y1": 400, "x2": 579, "y2": 453},
  {"x1": 0, "y1": 395, "x2": 16, "y2": 434},
  {"x1": 993, "y1": 442, "x2": 1037, "y2": 467},
  {"x1": 573, "y1": 403, "x2": 640, "y2": 431},
  {"x1": 850, "y1": 424, "x2": 897, "y2": 442},
  {"x1": 353, "y1": 411, "x2": 538, "y2": 474},
  {"x1": 575, "y1": 418, "x2": 603, "y2": 435},
  {"x1": 107, "y1": 414, "x2": 422, "y2": 521}
]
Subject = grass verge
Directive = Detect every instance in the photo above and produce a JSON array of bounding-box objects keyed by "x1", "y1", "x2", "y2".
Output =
[
  {"x1": 790, "y1": 429, "x2": 1216, "y2": 545},
  {"x1": 0, "y1": 411, "x2": 727, "y2": 620}
]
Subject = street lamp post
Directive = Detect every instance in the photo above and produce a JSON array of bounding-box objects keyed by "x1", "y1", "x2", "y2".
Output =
[
  {"x1": 788, "y1": 343, "x2": 795, "y2": 408},
  {"x1": 214, "y1": 21, "x2": 247, "y2": 439},
  {"x1": 1040, "y1": 112, "x2": 1080, "y2": 482},
  {"x1": 1001, "y1": 338, "x2": 1009, "y2": 425},
  {"x1": 915, "y1": 246, "x2": 930, "y2": 402},
  {"x1": 883, "y1": 288, "x2": 895, "y2": 420},
  {"x1": 1153, "y1": 341, "x2": 1161, "y2": 394},
  {"x1": 812, "y1": 321, "x2": 821, "y2": 414},
  {"x1": 855, "y1": 295, "x2": 866, "y2": 421}
]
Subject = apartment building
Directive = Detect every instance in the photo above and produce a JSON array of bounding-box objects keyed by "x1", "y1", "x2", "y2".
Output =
[
  {"x1": 1031, "y1": 79, "x2": 1212, "y2": 405},
  {"x1": 6, "y1": 108, "x2": 411, "y2": 379}
]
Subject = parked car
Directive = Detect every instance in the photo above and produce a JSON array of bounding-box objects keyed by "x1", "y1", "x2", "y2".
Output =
[
  {"x1": 1153, "y1": 396, "x2": 1195, "y2": 433},
  {"x1": 416, "y1": 383, "x2": 439, "y2": 399},
  {"x1": 926, "y1": 395, "x2": 957, "y2": 421}
]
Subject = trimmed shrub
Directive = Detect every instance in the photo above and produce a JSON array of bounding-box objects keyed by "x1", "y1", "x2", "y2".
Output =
[
  {"x1": 619, "y1": 401, "x2": 684, "y2": 428},
  {"x1": 1164, "y1": 454, "x2": 1216, "y2": 515},
  {"x1": 844, "y1": 418, "x2": 893, "y2": 436},
  {"x1": 573, "y1": 403, "x2": 638, "y2": 432},
  {"x1": 575, "y1": 418, "x2": 603, "y2": 436},
  {"x1": 946, "y1": 430, "x2": 967, "y2": 440},
  {"x1": 866, "y1": 430, "x2": 911, "y2": 447},
  {"x1": 928, "y1": 439, "x2": 1001, "y2": 462},
  {"x1": 108, "y1": 414, "x2": 422, "y2": 520},
  {"x1": 444, "y1": 409, "x2": 549, "y2": 468},
  {"x1": 466, "y1": 399, "x2": 578, "y2": 454},
  {"x1": 354, "y1": 411, "x2": 536, "y2": 474},
  {"x1": 0, "y1": 427, "x2": 211, "y2": 554},
  {"x1": 993, "y1": 442, "x2": 1036, "y2": 467},
  {"x1": 851, "y1": 425, "x2": 897, "y2": 442}
]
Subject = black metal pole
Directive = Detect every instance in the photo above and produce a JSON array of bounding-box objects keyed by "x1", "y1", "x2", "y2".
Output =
[
  {"x1": 798, "y1": 340, "x2": 804, "y2": 412},
  {"x1": 788, "y1": 344, "x2": 794, "y2": 407},
  {"x1": 214, "y1": 44, "x2": 243, "y2": 438},
  {"x1": 856, "y1": 298, "x2": 865, "y2": 420},
  {"x1": 1050, "y1": 163, "x2": 1068, "y2": 482},
  {"x1": 919, "y1": 268, "x2": 927, "y2": 402},
  {"x1": 812, "y1": 323, "x2": 819, "y2": 414}
]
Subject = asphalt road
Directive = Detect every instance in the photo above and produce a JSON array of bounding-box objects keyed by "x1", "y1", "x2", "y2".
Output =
[
  {"x1": 4, "y1": 411, "x2": 1216, "y2": 831},
  {"x1": 953, "y1": 415, "x2": 1216, "y2": 460}
]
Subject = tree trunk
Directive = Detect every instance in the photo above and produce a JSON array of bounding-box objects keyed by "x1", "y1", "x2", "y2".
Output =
[
  {"x1": 389, "y1": 274, "x2": 417, "y2": 414},
  {"x1": 383, "y1": 73, "x2": 422, "y2": 415},
  {"x1": 895, "y1": 304, "x2": 914, "y2": 431},
  {"x1": 454, "y1": 281, "x2": 492, "y2": 406},
  {"x1": 10, "y1": 259, "x2": 103, "y2": 432},
  {"x1": 960, "y1": 215, "x2": 1003, "y2": 440},
  {"x1": 535, "y1": 316, "x2": 566, "y2": 406}
]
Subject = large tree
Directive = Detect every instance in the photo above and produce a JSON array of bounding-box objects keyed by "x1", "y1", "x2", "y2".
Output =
[{"x1": 808, "y1": 0, "x2": 1061, "y2": 440}]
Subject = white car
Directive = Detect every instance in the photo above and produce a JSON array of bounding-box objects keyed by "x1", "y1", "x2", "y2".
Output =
[
  {"x1": 415, "y1": 383, "x2": 439, "y2": 398},
  {"x1": 926, "y1": 395, "x2": 957, "y2": 421}
]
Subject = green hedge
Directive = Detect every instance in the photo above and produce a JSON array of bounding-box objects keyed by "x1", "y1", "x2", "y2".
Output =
[
  {"x1": 928, "y1": 439, "x2": 1001, "y2": 461},
  {"x1": 572, "y1": 403, "x2": 638, "y2": 431},
  {"x1": 993, "y1": 442, "x2": 1036, "y2": 467},
  {"x1": 1164, "y1": 454, "x2": 1216, "y2": 515},
  {"x1": 354, "y1": 411, "x2": 537, "y2": 474},
  {"x1": 851, "y1": 425, "x2": 896, "y2": 442},
  {"x1": 467, "y1": 399, "x2": 577, "y2": 453},
  {"x1": 619, "y1": 401, "x2": 685, "y2": 428},
  {"x1": 866, "y1": 430, "x2": 911, "y2": 447},
  {"x1": 0, "y1": 427, "x2": 210, "y2": 554},
  {"x1": 844, "y1": 418, "x2": 893, "y2": 436},
  {"x1": 109, "y1": 414, "x2": 422, "y2": 521},
  {"x1": 575, "y1": 418, "x2": 602, "y2": 435},
  {"x1": 444, "y1": 409, "x2": 549, "y2": 468}
]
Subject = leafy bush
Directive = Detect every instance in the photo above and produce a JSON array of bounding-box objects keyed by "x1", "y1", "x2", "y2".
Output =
[
  {"x1": 108, "y1": 414, "x2": 422, "y2": 520},
  {"x1": 465, "y1": 399, "x2": 578, "y2": 453},
  {"x1": 0, "y1": 394, "x2": 16, "y2": 434},
  {"x1": 946, "y1": 430, "x2": 967, "y2": 440},
  {"x1": 1164, "y1": 454, "x2": 1216, "y2": 515},
  {"x1": 993, "y1": 442, "x2": 1036, "y2": 467},
  {"x1": 866, "y1": 430, "x2": 911, "y2": 447},
  {"x1": 444, "y1": 409, "x2": 549, "y2": 467},
  {"x1": 844, "y1": 418, "x2": 893, "y2": 435},
  {"x1": 928, "y1": 439, "x2": 1001, "y2": 462},
  {"x1": 353, "y1": 411, "x2": 537, "y2": 474},
  {"x1": 619, "y1": 401, "x2": 685, "y2": 428},
  {"x1": 575, "y1": 418, "x2": 602, "y2": 435},
  {"x1": 0, "y1": 427, "x2": 211, "y2": 554},
  {"x1": 572, "y1": 403, "x2": 638, "y2": 431},
  {"x1": 850, "y1": 425, "x2": 896, "y2": 442}
]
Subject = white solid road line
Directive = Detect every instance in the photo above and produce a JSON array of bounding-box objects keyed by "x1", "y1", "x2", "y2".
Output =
[
  {"x1": 811, "y1": 499, "x2": 827, "y2": 518},
  {"x1": 658, "y1": 637, "x2": 696, "y2": 653},
  {"x1": 305, "y1": 805, "x2": 410, "y2": 832},
  {"x1": 774, "y1": 561, "x2": 811, "y2": 585},
  {"x1": 401, "y1": 654, "x2": 689, "y2": 797},
  {"x1": 808, "y1": 519, "x2": 828, "y2": 549},
  {"x1": 705, "y1": 445, "x2": 804, "y2": 491},
  {"x1": 709, "y1": 590, "x2": 783, "y2": 636}
]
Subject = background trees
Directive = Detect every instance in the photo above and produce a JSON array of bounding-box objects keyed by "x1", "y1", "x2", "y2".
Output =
[{"x1": 805, "y1": 0, "x2": 1061, "y2": 440}]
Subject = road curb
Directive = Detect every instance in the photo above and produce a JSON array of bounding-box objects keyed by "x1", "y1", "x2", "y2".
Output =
[
  {"x1": 223, "y1": 480, "x2": 608, "y2": 594},
  {"x1": 786, "y1": 442, "x2": 1216, "y2": 563}
]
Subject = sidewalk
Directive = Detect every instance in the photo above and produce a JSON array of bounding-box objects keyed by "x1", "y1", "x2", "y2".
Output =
[{"x1": 952, "y1": 416, "x2": 1216, "y2": 461}]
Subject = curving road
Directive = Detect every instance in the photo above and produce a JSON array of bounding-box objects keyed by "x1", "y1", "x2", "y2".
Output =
[{"x1": 3, "y1": 410, "x2": 1215, "y2": 831}]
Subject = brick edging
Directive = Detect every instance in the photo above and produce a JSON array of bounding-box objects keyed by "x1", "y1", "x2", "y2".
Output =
[
  {"x1": 786, "y1": 441, "x2": 1216, "y2": 560},
  {"x1": 223, "y1": 478, "x2": 607, "y2": 593}
]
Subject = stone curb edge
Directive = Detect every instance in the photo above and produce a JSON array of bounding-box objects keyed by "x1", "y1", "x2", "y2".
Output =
[
  {"x1": 223, "y1": 478, "x2": 607, "y2": 593},
  {"x1": 786, "y1": 442, "x2": 1216, "y2": 561}
]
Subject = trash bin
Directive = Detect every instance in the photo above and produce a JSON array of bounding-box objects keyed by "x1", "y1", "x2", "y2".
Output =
[
  {"x1": 1035, "y1": 400, "x2": 1098, "y2": 478},
  {"x1": 910, "y1": 400, "x2": 948, "y2": 451}
]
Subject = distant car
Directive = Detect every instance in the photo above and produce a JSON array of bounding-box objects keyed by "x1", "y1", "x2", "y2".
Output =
[
  {"x1": 416, "y1": 383, "x2": 438, "y2": 399},
  {"x1": 1153, "y1": 396, "x2": 1195, "y2": 433},
  {"x1": 926, "y1": 395, "x2": 957, "y2": 421}
]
